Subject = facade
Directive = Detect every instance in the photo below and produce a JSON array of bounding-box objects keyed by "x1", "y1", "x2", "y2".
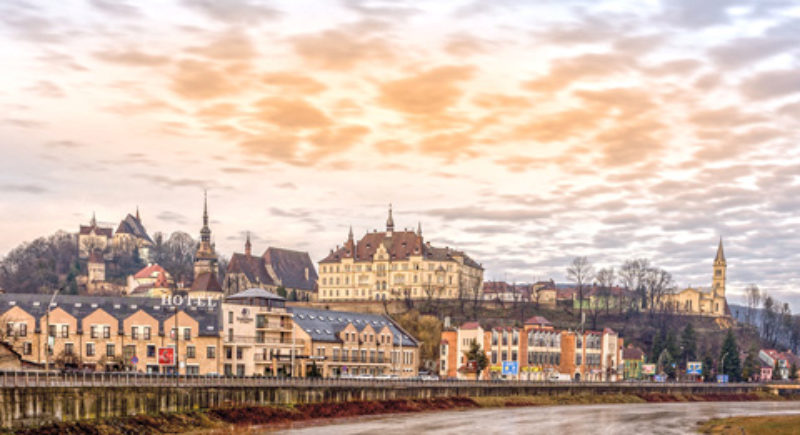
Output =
[
  {"x1": 224, "y1": 235, "x2": 318, "y2": 301},
  {"x1": 662, "y1": 239, "x2": 728, "y2": 317},
  {"x1": 622, "y1": 346, "x2": 645, "y2": 380},
  {"x1": 759, "y1": 349, "x2": 800, "y2": 380},
  {"x1": 439, "y1": 317, "x2": 622, "y2": 381},
  {"x1": 112, "y1": 209, "x2": 154, "y2": 262},
  {"x1": 0, "y1": 294, "x2": 221, "y2": 375},
  {"x1": 318, "y1": 206, "x2": 483, "y2": 302},
  {"x1": 220, "y1": 288, "x2": 300, "y2": 377},
  {"x1": 292, "y1": 306, "x2": 420, "y2": 378},
  {"x1": 0, "y1": 292, "x2": 421, "y2": 378},
  {"x1": 78, "y1": 213, "x2": 113, "y2": 260},
  {"x1": 128, "y1": 264, "x2": 174, "y2": 298}
]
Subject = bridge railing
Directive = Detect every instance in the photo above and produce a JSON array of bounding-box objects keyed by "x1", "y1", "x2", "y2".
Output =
[{"x1": 0, "y1": 371, "x2": 770, "y2": 389}]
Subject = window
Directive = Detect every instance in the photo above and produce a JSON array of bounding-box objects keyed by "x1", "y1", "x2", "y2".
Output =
[
  {"x1": 207, "y1": 346, "x2": 216, "y2": 359},
  {"x1": 23, "y1": 342, "x2": 32, "y2": 355},
  {"x1": 186, "y1": 366, "x2": 199, "y2": 375},
  {"x1": 19, "y1": 323, "x2": 26, "y2": 337},
  {"x1": 65, "y1": 343, "x2": 74, "y2": 355},
  {"x1": 48, "y1": 325, "x2": 56, "y2": 337},
  {"x1": 86, "y1": 343, "x2": 95, "y2": 356},
  {"x1": 228, "y1": 328, "x2": 233, "y2": 342},
  {"x1": 576, "y1": 353, "x2": 582, "y2": 365},
  {"x1": 90, "y1": 325, "x2": 98, "y2": 339},
  {"x1": 225, "y1": 347, "x2": 233, "y2": 360},
  {"x1": 143, "y1": 326, "x2": 151, "y2": 340},
  {"x1": 147, "y1": 345, "x2": 156, "y2": 357},
  {"x1": 6, "y1": 323, "x2": 12, "y2": 337},
  {"x1": 228, "y1": 311, "x2": 233, "y2": 324},
  {"x1": 183, "y1": 328, "x2": 191, "y2": 341},
  {"x1": 106, "y1": 344, "x2": 115, "y2": 357},
  {"x1": 224, "y1": 364, "x2": 233, "y2": 376},
  {"x1": 236, "y1": 347, "x2": 243, "y2": 360},
  {"x1": 61, "y1": 325, "x2": 69, "y2": 338},
  {"x1": 236, "y1": 364, "x2": 245, "y2": 377},
  {"x1": 103, "y1": 326, "x2": 110, "y2": 339},
  {"x1": 492, "y1": 351, "x2": 497, "y2": 364},
  {"x1": 131, "y1": 326, "x2": 139, "y2": 340},
  {"x1": 186, "y1": 345, "x2": 196, "y2": 359}
]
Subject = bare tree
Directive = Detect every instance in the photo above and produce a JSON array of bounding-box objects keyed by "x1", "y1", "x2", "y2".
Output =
[
  {"x1": 761, "y1": 295, "x2": 778, "y2": 347},
  {"x1": 567, "y1": 257, "x2": 595, "y2": 326},
  {"x1": 596, "y1": 267, "x2": 616, "y2": 315},
  {"x1": 644, "y1": 267, "x2": 673, "y2": 316},
  {"x1": 745, "y1": 284, "x2": 761, "y2": 325},
  {"x1": 619, "y1": 259, "x2": 649, "y2": 313}
]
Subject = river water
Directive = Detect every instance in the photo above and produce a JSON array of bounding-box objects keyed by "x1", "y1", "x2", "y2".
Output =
[{"x1": 269, "y1": 401, "x2": 800, "y2": 434}]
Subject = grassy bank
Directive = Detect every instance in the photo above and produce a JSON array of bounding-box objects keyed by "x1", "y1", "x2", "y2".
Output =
[
  {"x1": 4, "y1": 392, "x2": 786, "y2": 434},
  {"x1": 698, "y1": 415, "x2": 800, "y2": 434}
]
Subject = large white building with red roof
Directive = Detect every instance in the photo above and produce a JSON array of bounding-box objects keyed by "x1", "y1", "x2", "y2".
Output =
[{"x1": 317, "y1": 205, "x2": 483, "y2": 302}]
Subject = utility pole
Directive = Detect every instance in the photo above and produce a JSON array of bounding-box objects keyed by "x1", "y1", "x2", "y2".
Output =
[
  {"x1": 44, "y1": 285, "x2": 63, "y2": 373},
  {"x1": 174, "y1": 304, "x2": 180, "y2": 386}
]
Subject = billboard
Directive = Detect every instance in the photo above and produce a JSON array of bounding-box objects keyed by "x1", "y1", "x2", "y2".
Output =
[
  {"x1": 502, "y1": 361, "x2": 519, "y2": 375},
  {"x1": 158, "y1": 347, "x2": 175, "y2": 365},
  {"x1": 716, "y1": 374, "x2": 729, "y2": 383},
  {"x1": 642, "y1": 364, "x2": 656, "y2": 375},
  {"x1": 687, "y1": 361, "x2": 702, "y2": 375}
]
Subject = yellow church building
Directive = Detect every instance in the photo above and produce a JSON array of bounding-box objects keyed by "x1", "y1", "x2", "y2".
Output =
[{"x1": 662, "y1": 238, "x2": 728, "y2": 317}]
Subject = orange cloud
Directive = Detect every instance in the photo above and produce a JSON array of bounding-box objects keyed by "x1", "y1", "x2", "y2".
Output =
[
  {"x1": 170, "y1": 59, "x2": 240, "y2": 99},
  {"x1": 307, "y1": 124, "x2": 370, "y2": 159},
  {"x1": 95, "y1": 49, "x2": 169, "y2": 66},
  {"x1": 378, "y1": 65, "x2": 474, "y2": 116},
  {"x1": 252, "y1": 97, "x2": 331, "y2": 130},
  {"x1": 262, "y1": 72, "x2": 327, "y2": 94},
  {"x1": 291, "y1": 29, "x2": 391, "y2": 70},
  {"x1": 524, "y1": 53, "x2": 633, "y2": 92}
]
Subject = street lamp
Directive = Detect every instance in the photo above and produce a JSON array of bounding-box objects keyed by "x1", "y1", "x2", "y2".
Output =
[
  {"x1": 720, "y1": 351, "x2": 729, "y2": 381},
  {"x1": 44, "y1": 285, "x2": 65, "y2": 373}
]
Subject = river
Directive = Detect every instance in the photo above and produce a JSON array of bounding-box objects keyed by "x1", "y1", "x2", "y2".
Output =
[{"x1": 270, "y1": 401, "x2": 800, "y2": 434}]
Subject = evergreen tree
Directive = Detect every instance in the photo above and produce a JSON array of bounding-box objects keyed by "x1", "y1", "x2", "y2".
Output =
[
  {"x1": 790, "y1": 362, "x2": 798, "y2": 381},
  {"x1": 772, "y1": 360, "x2": 782, "y2": 380},
  {"x1": 650, "y1": 330, "x2": 664, "y2": 364},
  {"x1": 702, "y1": 354, "x2": 714, "y2": 382},
  {"x1": 276, "y1": 286, "x2": 287, "y2": 298},
  {"x1": 665, "y1": 331, "x2": 680, "y2": 363},
  {"x1": 741, "y1": 347, "x2": 759, "y2": 382},
  {"x1": 680, "y1": 323, "x2": 697, "y2": 362},
  {"x1": 464, "y1": 340, "x2": 489, "y2": 378},
  {"x1": 719, "y1": 329, "x2": 741, "y2": 381}
]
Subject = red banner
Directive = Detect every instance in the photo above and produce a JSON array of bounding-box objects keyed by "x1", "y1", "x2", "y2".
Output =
[{"x1": 158, "y1": 347, "x2": 174, "y2": 365}]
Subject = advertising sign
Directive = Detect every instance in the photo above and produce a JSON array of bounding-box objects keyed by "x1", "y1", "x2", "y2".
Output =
[
  {"x1": 502, "y1": 361, "x2": 519, "y2": 376},
  {"x1": 653, "y1": 374, "x2": 666, "y2": 382},
  {"x1": 687, "y1": 361, "x2": 702, "y2": 375},
  {"x1": 158, "y1": 347, "x2": 175, "y2": 365},
  {"x1": 716, "y1": 374, "x2": 729, "y2": 383},
  {"x1": 642, "y1": 364, "x2": 656, "y2": 375}
]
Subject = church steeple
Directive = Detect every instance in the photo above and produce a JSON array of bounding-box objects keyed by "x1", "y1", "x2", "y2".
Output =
[
  {"x1": 90, "y1": 211, "x2": 96, "y2": 227},
  {"x1": 386, "y1": 203, "x2": 394, "y2": 233},
  {"x1": 245, "y1": 231, "x2": 252, "y2": 256},
  {"x1": 712, "y1": 237, "x2": 726, "y2": 300},
  {"x1": 136, "y1": 205, "x2": 140, "y2": 221},
  {"x1": 715, "y1": 237, "x2": 725, "y2": 264},
  {"x1": 417, "y1": 221, "x2": 422, "y2": 236},
  {"x1": 200, "y1": 190, "x2": 211, "y2": 244},
  {"x1": 348, "y1": 225, "x2": 354, "y2": 241}
]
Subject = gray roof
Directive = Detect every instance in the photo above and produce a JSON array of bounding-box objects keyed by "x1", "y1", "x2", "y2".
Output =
[
  {"x1": 226, "y1": 288, "x2": 284, "y2": 301},
  {"x1": 290, "y1": 307, "x2": 418, "y2": 347},
  {"x1": 115, "y1": 214, "x2": 154, "y2": 244},
  {"x1": 264, "y1": 248, "x2": 318, "y2": 291},
  {"x1": 0, "y1": 294, "x2": 219, "y2": 336}
]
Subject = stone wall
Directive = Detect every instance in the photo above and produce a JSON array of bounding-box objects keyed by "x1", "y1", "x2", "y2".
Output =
[{"x1": 0, "y1": 383, "x2": 766, "y2": 429}]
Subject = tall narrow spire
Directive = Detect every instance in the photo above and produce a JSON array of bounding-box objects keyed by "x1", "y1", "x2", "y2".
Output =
[
  {"x1": 386, "y1": 203, "x2": 394, "y2": 232},
  {"x1": 245, "y1": 231, "x2": 252, "y2": 256},
  {"x1": 715, "y1": 237, "x2": 725, "y2": 263},
  {"x1": 136, "y1": 205, "x2": 140, "y2": 221},
  {"x1": 417, "y1": 221, "x2": 422, "y2": 236},
  {"x1": 200, "y1": 190, "x2": 211, "y2": 243},
  {"x1": 348, "y1": 225, "x2": 354, "y2": 241},
  {"x1": 90, "y1": 211, "x2": 96, "y2": 227}
]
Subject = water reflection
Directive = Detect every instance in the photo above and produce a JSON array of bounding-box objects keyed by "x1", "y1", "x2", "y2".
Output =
[{"x1": 269, "y1": 401, "x2": 800, "y2": 435}]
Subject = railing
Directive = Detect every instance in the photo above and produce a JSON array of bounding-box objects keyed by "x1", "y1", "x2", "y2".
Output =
[{"x1": 0, "y1": 371, "x2": 773, "y2": 389}]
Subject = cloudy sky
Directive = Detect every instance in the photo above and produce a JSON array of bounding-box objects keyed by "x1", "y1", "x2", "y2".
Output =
[{"x1": 1, "y1": 0, "x2": 799, "y2": 307}]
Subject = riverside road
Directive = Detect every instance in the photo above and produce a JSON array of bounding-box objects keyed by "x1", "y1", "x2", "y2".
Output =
[{"x1": 276, "y1": 401, "x2": 800, "y2": 435}]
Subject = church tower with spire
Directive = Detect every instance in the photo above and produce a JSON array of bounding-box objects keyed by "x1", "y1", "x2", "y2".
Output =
[
  {"x1": 712, "y1": 237, "x2": 726, "y2": 299},
  {"x1": 386, "y1": 203, "x2": 394, "y2": 236},
  {"x1": 193, "y1": 190, "x2": 219, "y2": 278}
]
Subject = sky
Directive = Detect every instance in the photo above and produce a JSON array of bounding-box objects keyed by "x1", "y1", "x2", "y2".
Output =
[{"x1": 1, "y1": 0, "x2": 800, "y2": 308}]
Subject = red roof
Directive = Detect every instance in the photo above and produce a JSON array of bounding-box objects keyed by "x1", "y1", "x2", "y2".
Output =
[
  {"x1": 134, "y1": 264, "x2": 167, "y2": 279},
  {"x1": 524, "y1": 316, "x2": 551, "y2": 326},
  {"x1": 460, "y1": 321, "x2": 480, "y2": 330}
]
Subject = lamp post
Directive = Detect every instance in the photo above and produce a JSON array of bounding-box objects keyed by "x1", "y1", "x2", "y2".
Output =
[
  {"x1": 720, "y1": 351, "x2": 729, "y2": 381},
  {"x1": 44, "y1": 285, "x2": 64, "y2": 373}
]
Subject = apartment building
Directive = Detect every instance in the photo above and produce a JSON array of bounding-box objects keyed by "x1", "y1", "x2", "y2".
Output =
[
  {"x1": 292, "y1": 307, "x2": 420, "y2": 378},
  {"x1": 439, "y1": 316, "x2": 622, "y2": 381}
]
